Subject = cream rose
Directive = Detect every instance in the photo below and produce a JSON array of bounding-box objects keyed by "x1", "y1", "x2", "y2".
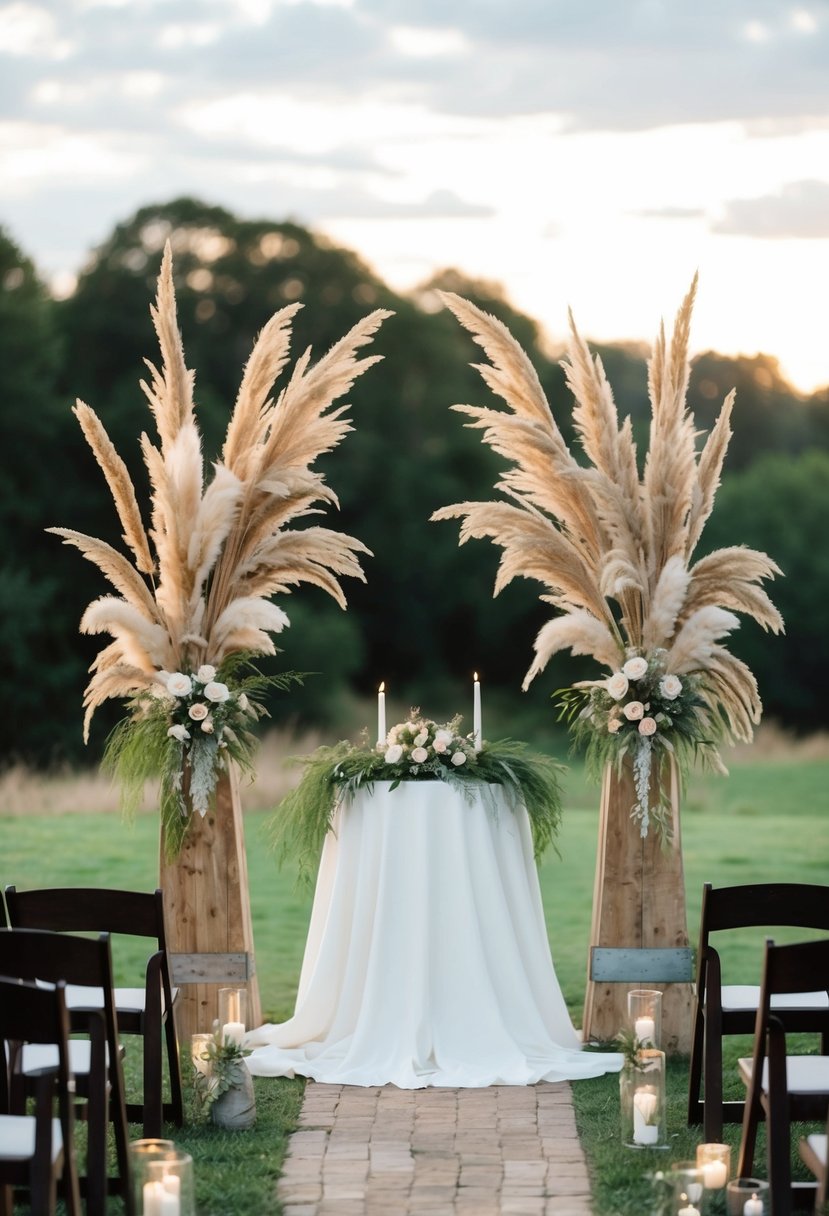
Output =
[
  {"x1": 608, "y1": 718, "x2": 622, "y2": 734},
  {"x1": 414, "y1": 731, "x2": 429, "y2": 748},
  {"x1": 623, "y1": 700, "x2": 645, "y2": 721},
  {"x1": 659, "y1": 674, "x2": 683, "y2": 700},
  {"x1": 411, "y1": 746, "x2": 428, "y2": 763},
  {"x1": 166, "y1": 672, "x2": 193, "y2": 697},
  {"x1": 200, "y1": 717, "x2": 214, "y2": 734},
  {"x1": 167, "y1": 724, "x2": 190, "y2": 742},
  {"x1": 638, "y1": 716, "x2": 657, "y2": 736},
  {"x1": 196, "y1": 664, "x2": 216, "y2": 683},
  {"x1": 451, "y1": 751, "x2": 467, "y2": 766},
  {"x1": 622, "y1": 656, "x2": 649, "y2": 680},
  {"x1": 188, "y1": 702, "x2": 209, "y2": 721},
  {"x1": 606, "y1": 672, "x2": 629, "y2": 700},
  {"x1": 204, "y1": 681, "x2": 230, "y2": 703},
  {"x1": 433, "y1": 739, "x2": 448, "y2": 753},
  {"x1": 384, "y1": 743, "x2": 403, "y2": 764}
]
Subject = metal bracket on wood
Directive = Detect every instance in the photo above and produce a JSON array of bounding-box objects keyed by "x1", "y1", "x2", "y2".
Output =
[
  {"x1": 169, "y1": 952, "x2": 257, "y2": 984},
  {"x1": 589, "y1": 946, "x2": 694, "y2": 983}
]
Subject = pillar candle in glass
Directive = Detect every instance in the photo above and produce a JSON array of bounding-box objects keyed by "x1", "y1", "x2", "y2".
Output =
[
  {"x1": 725, "y1": 1179, "x2": 769, "y2": 1215},
  {"x1": 131, "y1": 1143, "x2": 195, "y2": 1216},
  {"x1": 218, "y1": 987, "x2": 247, "y2": 1047},
  {"x1": 627, "y1": 988, "x2": 662, "y2": 1048},
  {"x1": 697, "y1": 1142, "x2": 730, "y2": 1190},
  {"x1": 377, "y1": 682, "x2": 386, "y2": 747},
  {"x1": 669, "y1": 1164, "x2": 706, "y2": 1216},
  {"x1": 619, "y1": 1047, "x2": 667, "y2": 1148}
]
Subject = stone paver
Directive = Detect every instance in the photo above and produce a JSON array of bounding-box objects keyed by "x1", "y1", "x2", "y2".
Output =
[{"x1": 277, "y1": 1083, "x2": 593, "y2": 1215}]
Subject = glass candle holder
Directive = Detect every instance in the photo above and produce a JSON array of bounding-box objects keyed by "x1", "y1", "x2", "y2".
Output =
[
  {"x1": 627, "y1": 988, "x2": 662, "y2": 1048},
  {"x1": 130, "y1": 1143, "x2": 195, "y2": 1216},
  {"x1": 697, "y1": 1143, "x2": 731, "y2": 1190},
  {"x1": 191, "y1": 1032, "x2": 213, "y2": 1078},
  {"x1": 725, "y1": 1179, "x2": 769, "y2": 1215},
  {"x1": 619, "y1": 1048, "x2": 667, "y2": 1148},
  {"x1": 670, "y1": 1163, "x2": 707, "y2": 1216},
  {"x1": 218, "y1": 987, "x2": 247, "y2": 1047}
]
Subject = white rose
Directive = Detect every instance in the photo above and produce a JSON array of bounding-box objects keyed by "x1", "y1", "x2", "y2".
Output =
[
  {"x1": 606, "y1": 672, "x2": 629, "y2": 700},
  {"x1": 433, "y1": 739, "x2": 448, "y2": 754},
  {"x1": 384, "y1": 744, "x2": 403, "y2": 764},
  {"x1": 659, "y1": 674, "x2": 683, "y2": 701},
  {"x1": 188, "y1": 702, "x2": 209, "y2": 721},
  {"x1": 204, "y1": 681, "x2": 230, "y2": 703},
  {"x1": 414, "y1": 730, "x2": 429, "y2": 748},
  {"x1": 166, "y1": 672, "x2": 193, "y2": 697},
  {"x1": 200, "y1": 718, "x2": 215, "y2": 734},
  {"x1": 608, "y1": 718, "x2": 622, "y2": 734},
  {"x1": 623, "y1": 700, "x2": 645, "y2": 721},
  {"x1": 451, "y1": 751, "x2": 466, "y2": 766},
  {"x1": 622, "y1": 656, "x2": 649, "y2": 680},
  {"x1": 196, "y1": 664, "x2": 216, "y2": 683},
  {"x1": 167, "y1": 724, "x2": 190, "y2": 742},
  {"x1": 639, "y1": 716, "x2": 657, "y2": 736},
  {"x1": 411, "y1": 746, "x2": 428, "y2": 763}
]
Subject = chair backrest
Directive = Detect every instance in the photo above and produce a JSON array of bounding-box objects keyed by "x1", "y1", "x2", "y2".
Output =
[
  {"x1": 762, "y1": 936, "x2": 829, "y2": 1004},
  {"x1": 4, "y1": 886, "x2": 168, "y2": 947},
  {"x1": 0, "y1": 974, "x2": 73, "y2": 1110},
  {"x1": 698, "y1": 882, "x2": 829, "y2": 944}
]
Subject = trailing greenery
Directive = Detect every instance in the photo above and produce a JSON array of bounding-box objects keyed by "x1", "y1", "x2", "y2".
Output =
[
  {"x1": 193, "y1": 1026, "x2": 254, "y2": 1115},
  {"x1": 102, "y1": 657, "x2": 303, "y2": 857},
  {"x1": 270, "y1": 718, "x2": 565, "y2": 882}
]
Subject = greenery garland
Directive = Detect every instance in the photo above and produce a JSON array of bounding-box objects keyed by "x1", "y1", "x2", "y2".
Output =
[
  {"x1": 102, "y1": 654, "x2": 303, "y2": 858},
  {"x1": 269, "y1": 712, "x2": 565, "y2": 882}
]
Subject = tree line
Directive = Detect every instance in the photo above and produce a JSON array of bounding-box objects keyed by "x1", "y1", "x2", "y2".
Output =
[{"x1": 1, "y1": 196, "x2": 827, "y2": 767}]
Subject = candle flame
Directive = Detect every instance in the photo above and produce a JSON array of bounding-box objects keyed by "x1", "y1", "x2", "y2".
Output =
[
  {"x1": 474, "y1": 671, "x2": 479, "y2": 682},
  {"x1": 379, "y1": 681, "x2": 385, "y2": 693}
]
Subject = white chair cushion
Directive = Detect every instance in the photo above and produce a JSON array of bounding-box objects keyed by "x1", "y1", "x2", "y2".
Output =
[
  {"x1": 21, "y1": 1039, "x2": 114, "y2": 1076},
  {"x1": 0, "y1": 1114, "x2": 62, "y2": 1162},
  {"x1": 805, "y1": 1133, "x2": 827, "y2": 1166},
  {"x1": 64, "y1": 983, "x2": 177, "y2": 1015},
  {"x1": 738, "y1": 1054, "x2": 829, "y2": 1095},
  {"x1": 721, "y1": 985, "x2": 829, "y2": 1012}
]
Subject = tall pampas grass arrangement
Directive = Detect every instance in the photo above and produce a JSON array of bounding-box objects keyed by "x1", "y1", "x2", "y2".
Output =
[
  {"x1": 51, "y1": 243, "x2": 390, "y2": 853},
  {"x1": 432, "y1": 279, "x2": 783, "y2": 835}
]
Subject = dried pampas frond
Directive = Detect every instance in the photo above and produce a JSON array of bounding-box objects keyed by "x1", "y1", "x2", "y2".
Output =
[
  {"x1": 433, "y1": 281, "x2": 783, "y2": 806},
  {"x1": 52, "y1": 241, "x2": 390, "y2": 734}
]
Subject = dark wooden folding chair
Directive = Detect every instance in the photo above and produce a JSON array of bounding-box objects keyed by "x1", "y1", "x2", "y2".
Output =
[
  {"x1": 688, "y1": 882, "x2": 829, "y2": 1140},
  {"x1": 4, "y1": 885, "x2": 184, "y2": 1137},
  {"x1": 0, "y1": 976, "x2": 81, "y2": 1216},
  {"x1": 0, "y1": 927, "x2": 133, "y2": 1216},
  {"x1": 737, "y1": 936, "x2": 829, "y2": 1214}
]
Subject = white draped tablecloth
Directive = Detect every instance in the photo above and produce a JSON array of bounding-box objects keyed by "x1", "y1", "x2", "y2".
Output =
[{"x1": 246, "y1": 780, "x2": 622, "y2": 1088}]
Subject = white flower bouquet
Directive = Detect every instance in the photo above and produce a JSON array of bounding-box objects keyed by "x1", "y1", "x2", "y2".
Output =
[
  {"x1": 557, "y1": 649, "x2": 709, "y2": 836},
  {"x1": 269, "y1": 711, "x2": 566, "y2": 882}
]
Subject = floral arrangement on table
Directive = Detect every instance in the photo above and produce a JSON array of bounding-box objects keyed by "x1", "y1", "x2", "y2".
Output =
[
  {"x1": 49, "y1": 242, "x2": 390, "y2": 855},
  {"x1": 271, "y1": 710, "x2": 565, "y2": 880},
  {"x1": 432, "y1": 279, "x2": 783, "y2": 837},
  {"x1": 192, "y1": 1023, "x2": 253, "y2": 1115}
]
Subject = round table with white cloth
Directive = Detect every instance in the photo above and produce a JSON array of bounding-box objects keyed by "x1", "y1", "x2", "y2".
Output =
[{"x1": 246, "y1": 780, "x2": 623, "y2": 1087}]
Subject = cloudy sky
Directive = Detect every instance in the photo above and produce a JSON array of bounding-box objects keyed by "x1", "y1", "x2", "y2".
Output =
[{"x1": 2, "y1": 0, "x2": 829, "y2": 390}]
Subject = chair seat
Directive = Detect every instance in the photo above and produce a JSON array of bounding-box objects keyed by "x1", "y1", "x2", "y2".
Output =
[
  {"x1": 64, "y1": 983, "x2": 177, "y2": 1015},
  {"x1": 803, "y1": 1133, "x2": 827, "y2": 1165},
  {"x1": 21, "y1": 1039, "x2": 119, "y2": 1076},
  {"x1": 722, "y1": 985, "x2": 829, "y2": 1012},
  {"x1": 0, "y1": 1114, "x2": 63, "y2": 1162},
  {"x1": 739, "y1": 1055, "x2": 829, "y2": 1095}
]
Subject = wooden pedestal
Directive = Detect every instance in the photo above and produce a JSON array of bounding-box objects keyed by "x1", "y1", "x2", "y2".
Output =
[
  {"x1": 160, "y1": 767, "x2": 262, "y2": 1044},
  {"x1": 581, "y1": 759, "x2": 694, "y2": 1053}
]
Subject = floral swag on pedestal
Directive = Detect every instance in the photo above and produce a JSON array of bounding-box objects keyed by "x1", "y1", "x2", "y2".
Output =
[
  {"x1": 433, "y1": 277, "x2": 784, "y2": 836},
  {"x1": 50, "y1": 242, "x2": 390, "y2": 855}
]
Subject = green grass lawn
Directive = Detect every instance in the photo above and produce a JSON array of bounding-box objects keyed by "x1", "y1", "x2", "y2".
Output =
[{"x1": 1, "y1": 754, "x2": 827, "y2": 1213}]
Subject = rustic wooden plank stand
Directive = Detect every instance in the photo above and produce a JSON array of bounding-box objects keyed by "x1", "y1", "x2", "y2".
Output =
[
  {"x1": 160, "y1": 766, "x2": 262, "y2": 1044},
  {"x1": 581, "y1": 758, "x2": 694, "y2": 1053}
]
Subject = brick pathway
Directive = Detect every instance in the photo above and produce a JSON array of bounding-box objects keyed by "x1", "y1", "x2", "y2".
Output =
[{"x1": 277, "y1": 1082, "x2": 593, "y2": 1216}]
